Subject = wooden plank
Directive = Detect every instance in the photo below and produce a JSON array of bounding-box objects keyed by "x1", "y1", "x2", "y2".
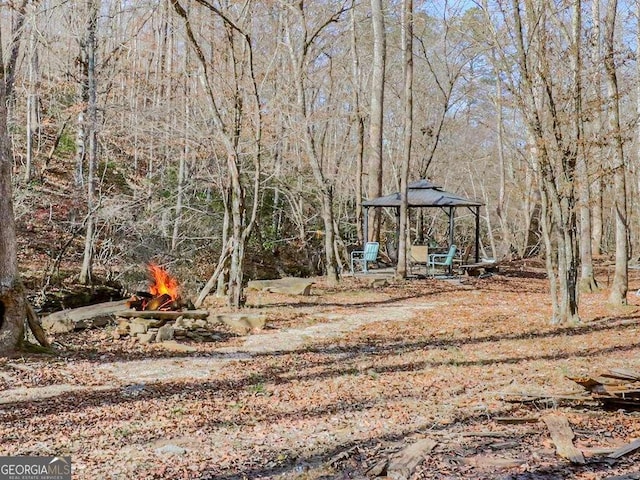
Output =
[
  {"x1": 387, "y1": 438, "x2": 437, "y2": 480},
  {"x1": 601, "y1": 386, "x2": 640, "y2": 397},
  {"x1": 598, "y1": 398, "x2": 640, "y2": 409},
  {"x1": 607, "y1": 439, "x2": 640, "y2": 459},
  {"x1": 582, "y1": 447, "x2": 617, "y2": 457},
  {"x1": 542, "y1": 414, "x2": 586, "y2": 464},
  {"x1": 602, "y1": 369, "x2": 640, "y2": 381}
]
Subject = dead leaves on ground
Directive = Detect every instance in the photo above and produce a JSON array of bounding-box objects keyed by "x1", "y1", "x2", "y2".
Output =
[{"x1": 1, "y1": 270, "x2": 640, "y2": 479}]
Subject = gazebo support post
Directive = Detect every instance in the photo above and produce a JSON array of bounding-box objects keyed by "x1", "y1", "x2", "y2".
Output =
[
  {"x1": 448, "y1": 207, "x2": 455, "y2": 248},
  {"x1": 363, "y1": 206, "x2": 369, "y2": 244},
  {"x1": 475, "y1": 206, "x2": 480, "y2": 263},
  {"x1": 448, "y1": 207, "x2": 455, "y2": 275},
  {"x1": 395, "y1": 208, "x2": 401, "y2": 248}
]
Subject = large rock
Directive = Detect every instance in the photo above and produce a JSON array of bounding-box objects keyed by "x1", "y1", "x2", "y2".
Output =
[
  {"x1": 209, "y1": 313, "x2": 266, "y2": 335},
  {"x1": 247, "y1": 277, "x2": 314, "y2": 296}
]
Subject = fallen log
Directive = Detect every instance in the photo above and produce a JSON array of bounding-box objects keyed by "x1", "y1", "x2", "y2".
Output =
[
  {"x1": 247, "y1": 277, "x2": 315, "y2": 296},
  {"x1": 41, "y1": 300, "x2": 129, "y2": 333}
]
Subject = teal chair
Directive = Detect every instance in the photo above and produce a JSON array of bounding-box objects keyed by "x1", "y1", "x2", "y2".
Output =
[
  {"x1": 427, "y1": 244, "x2": 457, "y2": 276},
  {"x1": 350, "y1": 242, "x2": 380, "y2": 273}
]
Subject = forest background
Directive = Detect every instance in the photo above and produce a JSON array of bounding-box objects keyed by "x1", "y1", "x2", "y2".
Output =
[{"x1": 0, "y1": 0, "x2": 639, "y2": 344}]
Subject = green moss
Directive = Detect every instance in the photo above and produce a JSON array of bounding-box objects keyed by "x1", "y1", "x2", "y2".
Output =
[
  {"x1": 20, "y1": 341, "x2": 56, "y2": 355},
  {"x1": 55, "y1": 130, "x2": 76, "y2": 156}
]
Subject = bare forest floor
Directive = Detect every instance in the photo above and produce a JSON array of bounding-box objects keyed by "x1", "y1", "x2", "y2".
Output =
[{"x1": 2, "y1": 261, "x2": 640, "y2": 479}]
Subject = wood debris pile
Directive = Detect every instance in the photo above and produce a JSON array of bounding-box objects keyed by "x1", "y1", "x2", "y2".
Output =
[
  {"x1": 569, "y1": 368, "x2": 640, "y2": 410},
  {"x1": 328, "y1": 413, "x2": 640, "y2": 479}
]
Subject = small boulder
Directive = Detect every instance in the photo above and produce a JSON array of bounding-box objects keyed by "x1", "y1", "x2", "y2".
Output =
[
  {"x1": 129, "y1": 322, "x2": 148, "y2": 335},
  {"x1": 156, "y1": 325, "x2": 175, "y2": 342},
  {"x1": 137, "y1": 332, "x2": 156, "y2": 344},
  {"x1": 211, "y1": 314, "x2": 266, "y2": 335}
]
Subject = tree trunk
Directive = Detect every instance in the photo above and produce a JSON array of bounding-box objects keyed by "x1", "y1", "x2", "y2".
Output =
[
  {"x1": 491, "y1": 46, "x2": 516, "y2": 259},
  {"x1": 0, "y1": 28, "x2": 24, "y2": 355},
  {"x1": 396, "y1": 0, "x2": 413, "y2": 280},
  {"x1": 217, "y1": 187, "x2": 231, "y2": 297},
  {"x1": 24, "y1": 11, "x2": 39, "y2": 184},
  {"x1": 572, "y1": 0, "x2": 597, "y2": 293},
  {"x1": 227, "y1": 150, "x2": 245, "y2": 307},
  {"x1": 79, "y1": 0, "x2": 99, "y2": 285},
  {"x1": 350, "y1": 3, "x2": 365, "y2": 246},
  {"x1": 604, "y1": 0, "x2": 628, "y2": 305},
  {"x1": 171, "y1": 96, "x2": 189, "y2": 252},
  {"x1": 590, "y1": 0, "x2": 604, "y2": 257},
  {"x1": 368, "y1": 0, "x2": 385, "y2": 242},
  {"x1": 508, "y1": 0, "x2": 580, "y2": 324}
]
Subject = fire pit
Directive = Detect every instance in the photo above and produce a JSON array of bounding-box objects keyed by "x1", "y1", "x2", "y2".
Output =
[
  {"x1": 115, "y1": 264, "x2": 213, "y2": 343},
  {"x1": 127, "y1": 263, "x2": 194, "y2": 312}
]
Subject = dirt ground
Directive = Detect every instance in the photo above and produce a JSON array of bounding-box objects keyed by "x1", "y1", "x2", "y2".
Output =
[{"x1": 1, "y1": 262, "x2": 640, "y2": 479}]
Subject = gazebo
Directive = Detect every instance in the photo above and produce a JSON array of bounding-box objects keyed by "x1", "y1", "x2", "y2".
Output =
[{"x1": 362, "y1": 179, "x2": 484, "y2": 264}]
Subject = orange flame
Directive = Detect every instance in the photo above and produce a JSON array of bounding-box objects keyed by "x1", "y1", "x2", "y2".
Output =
[{"x1": 148, "y1": 263, "x2": 179, "y2": 300}]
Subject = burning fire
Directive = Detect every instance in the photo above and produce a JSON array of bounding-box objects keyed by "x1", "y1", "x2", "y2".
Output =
[
  {"x1": 127, "y1": 263, "x2": 182, "y2": 311},
  {"x1": 148, "y1": 263, "x2": 179, "y2": 301}
]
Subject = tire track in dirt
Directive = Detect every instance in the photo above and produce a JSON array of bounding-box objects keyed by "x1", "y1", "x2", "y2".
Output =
[{"x1": 225, "y1": 301, "x2": 445, "y2": 353}]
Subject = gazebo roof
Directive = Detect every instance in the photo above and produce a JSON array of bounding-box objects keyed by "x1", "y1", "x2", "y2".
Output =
[{"x1": 362, "y1": 179, "x2": 483, "y2": 208}]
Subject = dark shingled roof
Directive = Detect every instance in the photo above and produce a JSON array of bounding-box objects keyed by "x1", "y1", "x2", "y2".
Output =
[{"x1": 362, "y1": 179, "x2": 483, "y2": 208}]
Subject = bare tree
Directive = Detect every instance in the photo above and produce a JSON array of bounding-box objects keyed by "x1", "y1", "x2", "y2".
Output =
[
  {"x1": 367, "y1": 0, "x2": 385, "y2": 242},
  {"x1": 79, "y1": 0, "x2": 100, "y2": 284},
  {"x1": 589, "y1": 0, "x2": 604, "y2": 257},
  {"x1": 350, "y1": 0, "x2": 365, "y2": 245},
  {"x1": 396, "y1": 0, "x2": 413, "y2": 279},
  {"x1": 571, "y1": 0, "x2": 598, "y2": 293},
  {"x1": 24, "y1": 2, "x2": 40, "y2": 183},
  {"x1": 171, "y1": 0, "x2": 263, "y2": 307},
  {"x1": 281, "y1": 2, "x2": 349, "y2": 284},
  {"x1": 604, "y1": 0, "x2": 628, "y2": 305},
  {"x1": 483, "y1": 0, "x2": 580, "y2": 324}
]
